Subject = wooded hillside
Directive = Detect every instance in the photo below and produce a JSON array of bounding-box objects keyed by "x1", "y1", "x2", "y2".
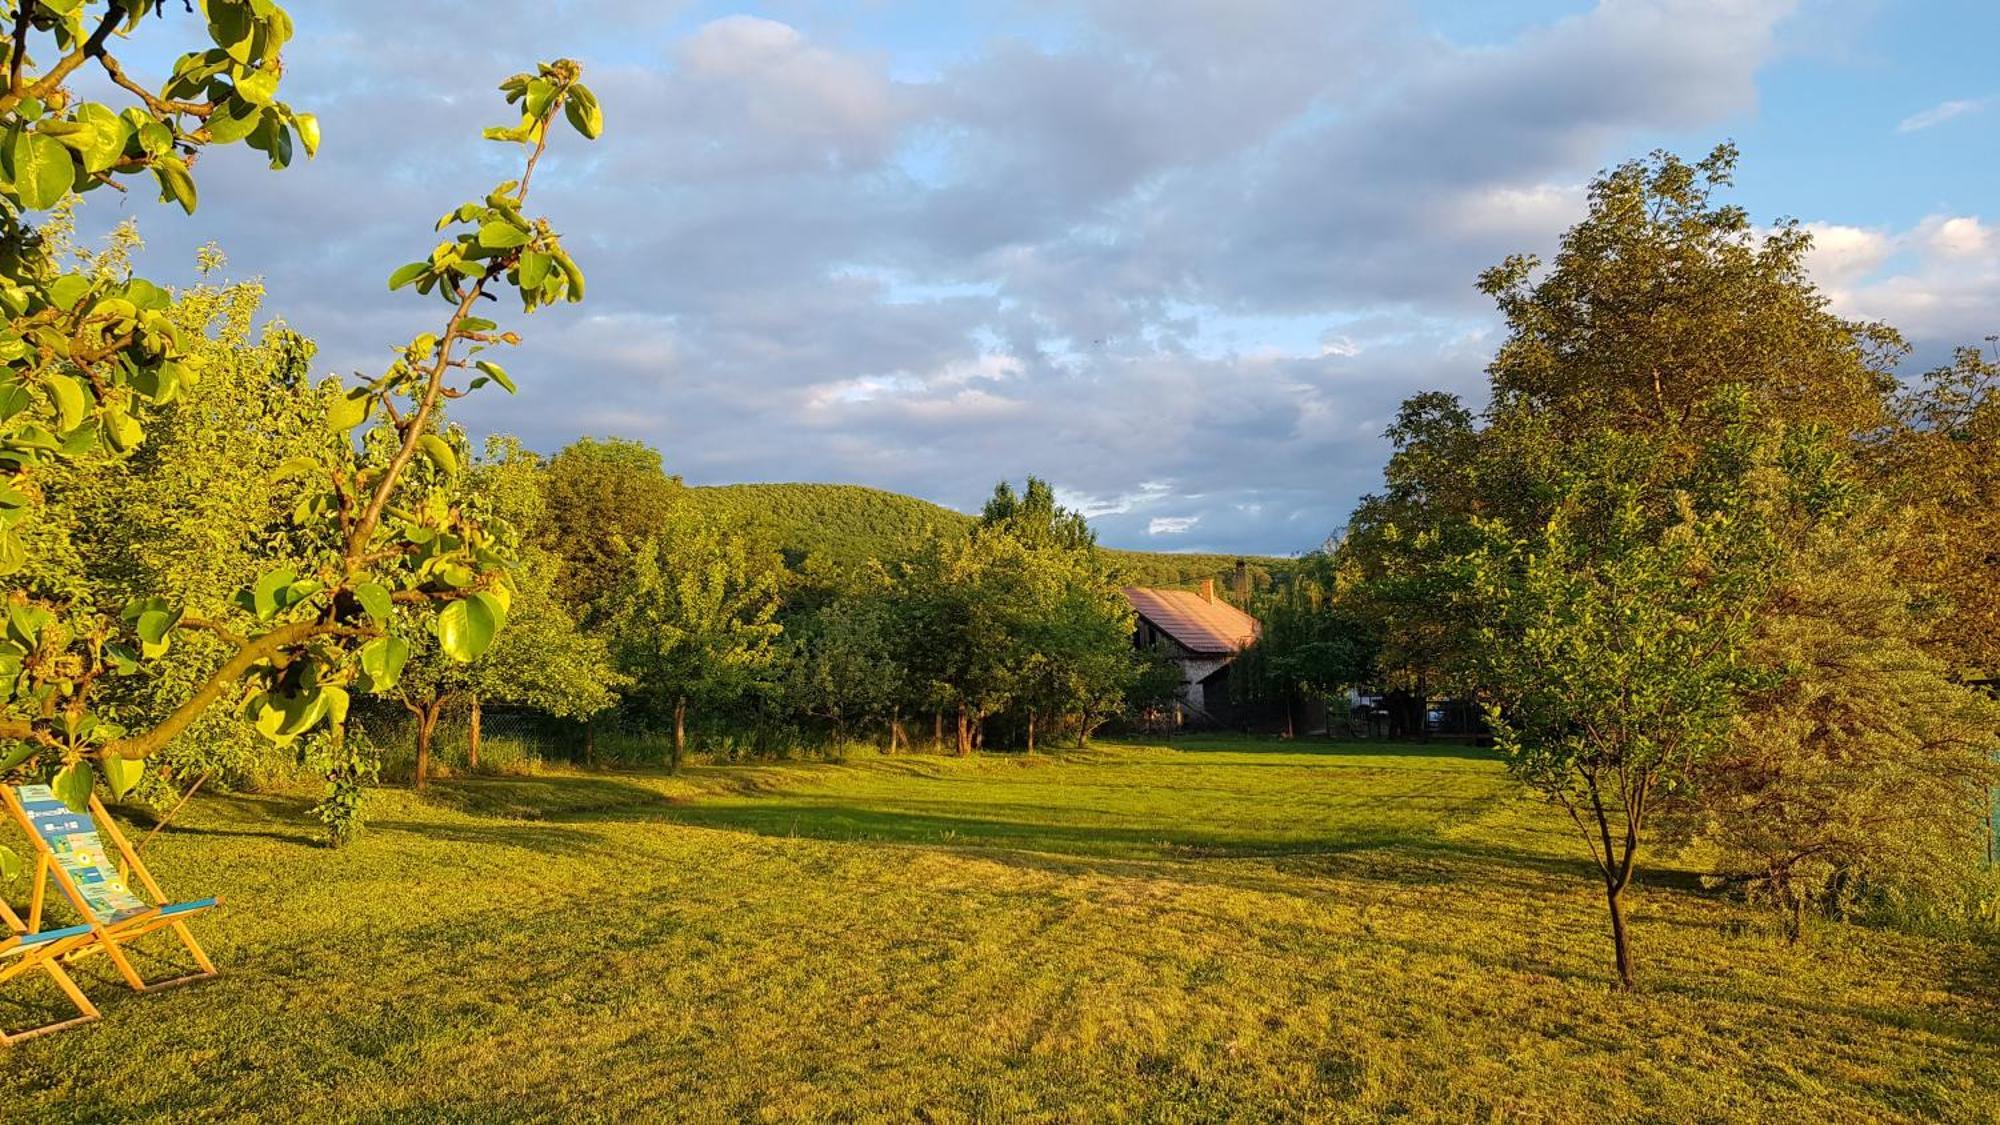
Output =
[{"x1": 684, "y1": 482, "x2": 1294, "y2": 592}]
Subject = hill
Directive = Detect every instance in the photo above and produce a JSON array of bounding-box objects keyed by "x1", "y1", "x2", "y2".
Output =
[{"x1": 683, "y1": 482, "x2": 1295, "y2": 591}]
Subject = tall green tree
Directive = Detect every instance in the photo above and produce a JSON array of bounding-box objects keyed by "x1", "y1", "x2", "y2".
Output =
[
  {"x1": 979, "y1": 476, "x2": 1096, "y2": 552},
  {"x1": 534, "y1": 437, "x2": 683, "y2": 625},
  {"x1": 1235, "y1": 552, "x2": 1373, "y2": 737},
  {"x1": 1869, "y1": 343, "x2": 2000, "y2": 680},
  {"x1": 612, "y1": 515, "x2": 783, "y2": 769},
  {"x1": 1480, "y1": 144, "x2": 1901, "y2": 443}
]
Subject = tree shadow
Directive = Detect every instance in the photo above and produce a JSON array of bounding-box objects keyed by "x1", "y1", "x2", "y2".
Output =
[
  {"x1": 422, "y1": 775, "x2": 676, "y2": 822},
  {"x1": 1127, "y1": 737, "x2": 1502, "y2": 763}
]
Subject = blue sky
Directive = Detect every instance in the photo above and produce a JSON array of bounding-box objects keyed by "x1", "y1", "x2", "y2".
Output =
[{"x1": 80, "y1": 1, "x2": 2000, "y2": 555}]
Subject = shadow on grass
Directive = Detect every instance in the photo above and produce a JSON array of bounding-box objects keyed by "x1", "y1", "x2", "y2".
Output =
[
  {"x1": 1117, "y1": 737, "x2": 1502, "y2": 763},
  {"x1": 652, "y1": 799, "x2": 1451, "y2": 863},
  {"x1": 422, "y1": 775, "x2": 676, "y2": 821}
]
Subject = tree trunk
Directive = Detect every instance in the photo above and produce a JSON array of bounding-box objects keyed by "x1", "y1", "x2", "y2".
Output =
[
  {"x1": 955, "y1": 703, "x2": 971, "y2": 757},
  {"x1": 1416, "y1": 672, "x2": 1430, "y2": 742},
  {"x1": 584, "y1": 718, "x2": 597, "y2": 768},
  {"x1": 1285, "y1": 689, "x2": 1296, "y2": 739},
  {"x1": 467, "y1": 694, "x2": 483, "y2": 772},
  {"x1": 672, "y1": 696, "x2": 688, "y2": 772},
  {"x1": 890, "y1": 713, "x2": 904, "y2": 754},
  {"x1": 1606, "y1": 881, "x2": 1635, "y2": 990},
  {"x1": 974, "y1": 717, "x2": 985, "y2": 751},
  {"x1": 1026, "y1": 710, "x2": 1037, "y2": 755},
  {"x1": 414, "y1": 701, "x2": 441, "y2": 792}
]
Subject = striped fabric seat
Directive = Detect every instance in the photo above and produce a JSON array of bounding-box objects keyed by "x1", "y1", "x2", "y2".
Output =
[{"x1": 3, "y1": 783, "x2": 220, "y2": 1003}]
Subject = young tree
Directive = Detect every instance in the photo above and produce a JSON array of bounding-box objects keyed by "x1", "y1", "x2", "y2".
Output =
[
  {"x1": 0, "y1": 1, "x2": 602, "y2": 883},
  {"x1": 1468, "y1": 419, "x2": 1778, "y2": 990},
  {"x1": 613, "y1": 515, "x2": 783, "y2": 769}
]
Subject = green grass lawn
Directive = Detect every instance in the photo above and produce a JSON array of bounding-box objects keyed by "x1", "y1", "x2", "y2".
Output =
[{"x1": 3, "y1": 737, "x2": 1994, "y2": 1122}]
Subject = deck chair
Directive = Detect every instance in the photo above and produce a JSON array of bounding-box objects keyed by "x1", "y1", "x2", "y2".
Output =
[
  {"x1": 0, "y1": 900, "x2": 98, "y2": 1044},
  {"x1": 1, "y1": 784, "x2": 219, "y2": 994}
]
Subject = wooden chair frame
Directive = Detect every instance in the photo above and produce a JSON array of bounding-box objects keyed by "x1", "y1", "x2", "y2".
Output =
[
  {"x1": 0, "y1": 899, "x2": 99, "y2": 1045},
  {"x1": 1, "y1": 787, "x2": 219, "y2": 995}
]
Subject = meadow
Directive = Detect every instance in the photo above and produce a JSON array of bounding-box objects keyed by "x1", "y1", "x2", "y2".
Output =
[{"x1": 3, "y1": 737, "x2": 1994, "y2": 1122}]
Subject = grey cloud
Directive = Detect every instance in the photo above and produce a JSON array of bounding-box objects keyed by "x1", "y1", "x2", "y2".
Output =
[{"x1": 77, "y1": 1, "x2": 1824, "y2": 554}]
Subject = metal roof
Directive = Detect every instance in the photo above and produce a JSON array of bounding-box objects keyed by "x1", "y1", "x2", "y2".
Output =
[{"x1": 1122, "y1": 586, "x2": 1260, "y2": 655}]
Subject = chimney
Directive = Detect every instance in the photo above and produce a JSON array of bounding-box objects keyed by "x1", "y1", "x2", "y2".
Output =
[
  {"x1": 1200, "y1": 578, "x2": 1215, "y2": 604},
  {"x1": 1234, "y1": 559, "x2": 1248, "y2": 603}
]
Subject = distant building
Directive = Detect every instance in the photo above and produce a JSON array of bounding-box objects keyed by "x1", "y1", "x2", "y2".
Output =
[{"x1": 1123, "y1": 579, "x2": 1261, "y2": 722}]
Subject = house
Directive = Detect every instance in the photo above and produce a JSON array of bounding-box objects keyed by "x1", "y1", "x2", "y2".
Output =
[{"x1": 1123, "y1": 579, "x2": 1261, "y2": 721}]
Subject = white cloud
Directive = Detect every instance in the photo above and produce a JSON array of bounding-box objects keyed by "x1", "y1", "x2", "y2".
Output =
[
  {"x1": 1810, "y1": 214, "x2": 2000, "y2": 347},
  {"x1": 1896, "y1": 98, "x2": 1985, "y2": 133},
  {"x1": 74, "y1": 0, "x2": 1826, "y2": 554}
]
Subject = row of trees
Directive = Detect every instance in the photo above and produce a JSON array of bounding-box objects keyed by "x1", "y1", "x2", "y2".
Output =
[
  {"x1": 1238, "y1": 146, "x2": 1999, "y2": 987},
  {"x1": 497, "y1": 456, "x2": 1145, "y2": 766}
]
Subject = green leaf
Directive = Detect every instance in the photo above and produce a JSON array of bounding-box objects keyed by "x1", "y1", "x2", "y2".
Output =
[
  {"x1": 104, "y1": 408, "x2": 144, "y2": 452},
  {"x1": 204, "y1": 95, "x2": 263, "y2": 144},
  {"x1": 358, "y1": 635, "x2": 409, "y2": 692},
  {"x1": 0, "y1": 741, "x2": 39, "y2": 771},
  {"x1": 388, "y1": 261, "x2": 429, "y2": 291},
  {"x1": 101, "y1": 754, "x2": 144, "y2": 799},
  {"x1": 435, "y1": 592, "x2": 504, "y2": 663},
  {"x1": 153, "y1": 156, "x2": 198, "y2": 215},
  {"x1": 68, "y1": 104, "x2": 130, "y2": 174},
  {"x1": 51, "y1": 761, "x2": 92, "y2": 813},
  {"x1": 11, "y1": 130, "x2": 76, "y2": 211},
  {"x1": 353, "y1": 582, "x2": 392, "y2": 623},
  {"x1": 418, "y1": 433, "x2": 459, "y2": 475},
  {"x1": 292, "y1": 111, "x2": 320, "y2": 158},
  {"x1": 235, "y1": 67, "x2": 279, "y2": 106},
  {"x1": 517, "y1": 250, "x2": 552, "y2": 290},
  {"x1": 564, "y1": 86, "x2": 604, "y2": 140},
  {"x1": 477, "y1": 221, "x2": 530, "y2": 251},
  {"x1": 45, "y1": 373, "x2": 86, "y2": 432},
  {"x1": 252, "y1": 567, "x2": 295, "y2": 620},
  {"x1": 0, "y1": 844, "x2": 18, "y2": 882},
  {"x1": 473, "y1": 360, "x2": 516, "y2": 394},
  {"x1": 327, "y1": 388, "x2": 370, "y2": 432},
  {"x1": 269, "y1": 455, "x2": 322, "y2": 482}
]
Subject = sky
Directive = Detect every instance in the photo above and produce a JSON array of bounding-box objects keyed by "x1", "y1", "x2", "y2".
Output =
[{"x1": 77, "y1": 0, "x2": 2000, "y2": 555}]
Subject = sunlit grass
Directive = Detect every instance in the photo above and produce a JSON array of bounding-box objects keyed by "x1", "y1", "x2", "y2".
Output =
[{"x1": 2, "y1": 736, "x2": 1992, "y2": 1121}]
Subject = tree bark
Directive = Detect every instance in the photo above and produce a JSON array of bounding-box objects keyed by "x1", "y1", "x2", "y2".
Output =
[
  {"x1": 672, "y1": 696, "x2": 688, "y2": 772},
  {"x1": 467, "y1": 694, "x2": 483, "y2": 772},
  {"x1": 1026, "y1": 709, "x2": 1037, "y2": 754},
  {"x1": 584, "y1": 718, "x2": 597, "y2": 768},
  {"x1": 1606, "y1": 882, "x2": 1635, "y2": 991},
  {"x1": 890, "y1": 713, "x2": 904, "y2": 754},
  {"x1": 933, "y1": 710, "x2": 943, "y2": 751},
  {"x1": 955, "y1": 703, "x2": 971, "y2": 757},
  {"x1": 414, "y1": 700, "x2": 442, "y2": 792}
]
